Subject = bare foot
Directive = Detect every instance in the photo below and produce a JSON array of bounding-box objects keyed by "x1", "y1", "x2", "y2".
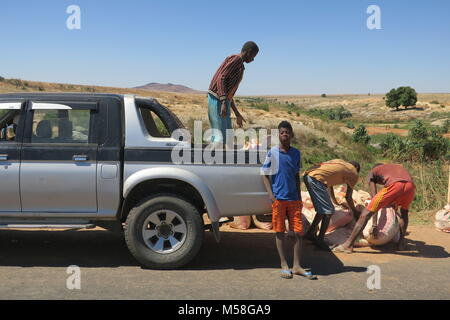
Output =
[{"x1": 332, "y1": 244, "x2": 353, "y2": 254}]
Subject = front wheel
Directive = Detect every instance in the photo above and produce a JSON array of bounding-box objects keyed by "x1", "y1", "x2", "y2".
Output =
[{"x1": 124, "y1": 194, "x2": 204, "y2": 269}]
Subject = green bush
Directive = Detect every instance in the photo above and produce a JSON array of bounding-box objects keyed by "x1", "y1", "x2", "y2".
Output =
[
  {"x1": 248, "y1": 102, "x2": 269, "y2": 112},
  {"x1": 440, "y1": 120, "x2": 450, "y2": 134},
  {"x1": 321, "y1": 94, "x2": 327, "y2": 98},
  {"x1": 352, "y1": 125, "x2": 370, "y2": 144},
  {"x1": 380, "y1": 120, "x2": 449, "y2": 161},
  {"x1": 380, "y1": 133, "x2": 405, "y2": 154},
  {"x1": 0, "y1": 76, "x2": 5, "y2": 82},
  {"x1": 307, "y1": 106, "x2": 352, "y2": 121},
  {"x1": 430, "y1": 100, "x2": 440, "y2": 104},
  {"x1": 346, "y1": 121, "x2": 355, "y2": 129}
]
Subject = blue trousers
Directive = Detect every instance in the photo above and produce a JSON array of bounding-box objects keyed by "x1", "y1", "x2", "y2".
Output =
[{"x1": 207, "y1": 94, "x2": 231, "y2": 143}]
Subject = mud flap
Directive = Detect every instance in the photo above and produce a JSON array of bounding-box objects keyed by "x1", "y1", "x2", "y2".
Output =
[{"x1": 211, "y1": 221, "x2": 221, "y2": 242}]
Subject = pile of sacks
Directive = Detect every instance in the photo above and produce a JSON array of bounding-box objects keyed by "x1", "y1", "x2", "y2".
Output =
[
  {"x1": 435, "y1": 204, "x2": 450, "y2": 233},
  {"x1": 302, "y1": 186, "x2": 401, "y2": 247},
  {"x1": 231, "y1": 185, "x2": 402, "y2": 248},
  {"x1": 230, "y1": 214, "x2": 273, "y2": 230}
]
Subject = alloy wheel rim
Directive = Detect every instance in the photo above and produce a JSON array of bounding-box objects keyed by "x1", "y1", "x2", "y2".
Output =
[{"x1": 142, "y1": 209, "x2": 187, "y2": 254}]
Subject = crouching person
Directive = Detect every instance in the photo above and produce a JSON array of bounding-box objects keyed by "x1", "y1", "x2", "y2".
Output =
[
  {"x1": 261, "y1": 121, "x2": 317, "y2": 280},
  {"x1": 333, "y1": 163, "x2": 416, "y2": 253},
  {"x1": 303, "y1": 159, "x2": 361, "y2": 251}
]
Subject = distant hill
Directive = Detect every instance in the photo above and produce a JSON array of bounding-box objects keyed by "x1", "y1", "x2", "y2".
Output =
[{"x1": 133, "y1": 82, "x2": 205, "y2": 94}]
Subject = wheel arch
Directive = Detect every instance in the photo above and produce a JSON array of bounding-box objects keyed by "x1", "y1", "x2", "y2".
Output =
[{"x1": 121, "y1": 167, "x2": 220, "y2": 223}]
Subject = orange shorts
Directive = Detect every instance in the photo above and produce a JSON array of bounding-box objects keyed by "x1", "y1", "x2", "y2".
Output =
[
  {"x1": 272, "y1": 200, "x2": 303, "y2": 234},
  {"x1": 367, "y1": 181, "x2": 416, "y2": 212}
]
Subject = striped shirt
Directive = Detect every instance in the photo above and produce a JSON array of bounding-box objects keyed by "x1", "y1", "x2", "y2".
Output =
[{"x1": 208, "y1": 54, "x2": 245, "y2": 101}]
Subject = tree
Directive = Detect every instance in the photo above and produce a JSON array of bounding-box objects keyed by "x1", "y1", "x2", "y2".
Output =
[
  {"x1": 0, "y1": 76, "x2": 4, "y2": 82},
  {"x1": 385, "y1": 86, "x2": 417, "y2": 110}
]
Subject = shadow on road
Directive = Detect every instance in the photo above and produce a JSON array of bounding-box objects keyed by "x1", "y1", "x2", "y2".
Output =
[
  {"x1": 355, "y1": 238, "x2": 450, "y2": 259},
  {"x1": 0, "y1": 229, "x2": 365, "y2": 275},
  {"x1": 4, "y1": 229, "x2": 445, "y2": 273},
  {"x1": 186, "y1": 232, "x2": 367, "y2": 276},
  {"x1": 0, "y1": 229, "x2": 138, "y2": 268}
]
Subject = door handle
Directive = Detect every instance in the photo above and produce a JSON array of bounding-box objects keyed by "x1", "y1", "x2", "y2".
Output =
[
  {"x1": 0, "y1": 154, "x2": 8, "y2": 161},
  {"x1": 73, "y1": 155, "x2": 88, "y2": 162}
]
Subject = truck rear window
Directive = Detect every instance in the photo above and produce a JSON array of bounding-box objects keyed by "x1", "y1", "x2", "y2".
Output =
[{"x1": 139, "y1": 108, "x2": 171, "y2": 138}]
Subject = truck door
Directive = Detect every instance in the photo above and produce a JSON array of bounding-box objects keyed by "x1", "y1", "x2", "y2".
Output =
[
  {"x1": 0, "y1": 102, "x2": 24, "y2": 213},
  {"x1": 20, "y1": 101, "x2": 98, "y2": 213}
]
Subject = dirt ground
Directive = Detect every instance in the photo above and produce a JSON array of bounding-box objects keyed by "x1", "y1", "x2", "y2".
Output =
[{"x1": 366, "y1": 127, "x2": 408, "y2": 136}]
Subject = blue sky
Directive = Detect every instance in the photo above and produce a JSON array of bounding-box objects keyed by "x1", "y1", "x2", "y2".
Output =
[{"x1": 0, "y1": 0, "x2": 449, "y2": 95}]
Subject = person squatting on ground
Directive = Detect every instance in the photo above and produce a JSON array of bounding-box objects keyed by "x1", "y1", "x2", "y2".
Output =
[
  {"x1": 261, "y1": 121, "x2": 317, "y2": 280},
  {"x1": 333, "y1": 163, "x2": 416, "y2": 253},
  {"x1": 303, "y1": 159, "x2": 361, "y2": 251},
  {"x1": 207, "y1": 41, "x2": 259, "y2": 147}
]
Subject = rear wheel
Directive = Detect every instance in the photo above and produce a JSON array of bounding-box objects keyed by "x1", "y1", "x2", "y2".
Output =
[{"x1": 124, "y1": 194, "x2": 204, "y2": 269}]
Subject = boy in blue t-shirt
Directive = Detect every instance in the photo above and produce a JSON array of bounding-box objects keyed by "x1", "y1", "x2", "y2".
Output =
[{"x1": 261, "y1": 121, "x2": 317, "y2": 280}]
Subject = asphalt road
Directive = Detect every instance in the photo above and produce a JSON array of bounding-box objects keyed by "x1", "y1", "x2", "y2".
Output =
[{"x1": 0, "y1": 225, "x2": 448, "y2": 300}]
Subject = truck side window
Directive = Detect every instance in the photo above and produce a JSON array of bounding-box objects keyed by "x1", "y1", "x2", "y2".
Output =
[
  {"x1": 0, "y1": 110, "x2": 21, "y2": 142},
  {"x1": 139, "y1": 108, "x2": 171, "y2": 138},
  {"x1": 31, "y1": 109, "x2": 91, "y2": 143}
]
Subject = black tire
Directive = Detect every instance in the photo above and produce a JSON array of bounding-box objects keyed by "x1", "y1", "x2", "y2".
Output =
[{"x1": 124, "y1": 194, "x2": 204, "y2": 269}]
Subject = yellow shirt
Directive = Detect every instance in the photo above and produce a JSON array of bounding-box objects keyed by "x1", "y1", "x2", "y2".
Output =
[{"x1": 305, "y1": 159, "x2": 358, "y2": 188}]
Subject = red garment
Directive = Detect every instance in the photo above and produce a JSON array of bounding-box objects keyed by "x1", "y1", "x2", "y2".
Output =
[
  {"x1": 208, "y1": 54, "x2": 244, "y2": 101},
  {"x1": 370, "y1": 164, "x2": 413, "y2": 187},
  {"x1": 367, "y1": 181, "x2": 416, "y2": 212},
  {"x1": 271, "y1": 200, "x2": 303, "y2": 233}
]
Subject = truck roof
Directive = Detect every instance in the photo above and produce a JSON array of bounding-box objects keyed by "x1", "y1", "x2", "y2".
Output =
[{"x1": 0, "y1": 92, "x2": 126, "y2": 100}]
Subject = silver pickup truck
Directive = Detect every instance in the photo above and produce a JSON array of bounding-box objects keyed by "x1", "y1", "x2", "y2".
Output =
[{"x1": 0, "y1": 93, "x2": 271, "y2": 269}]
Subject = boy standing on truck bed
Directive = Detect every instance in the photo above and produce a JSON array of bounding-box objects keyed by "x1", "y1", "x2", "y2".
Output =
[
  {"x1": 333, "y1": 163, "x2": 416, "y2": 253},
  {"x1": 303, "y1": 159, "x2": 361, "y2": 251},
  {"x1": 261, "y1": 121, "x2": 317, "y2": 280},
  {"x1": 207, "y1": 41, "x2": 259, "y2": 147}
]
